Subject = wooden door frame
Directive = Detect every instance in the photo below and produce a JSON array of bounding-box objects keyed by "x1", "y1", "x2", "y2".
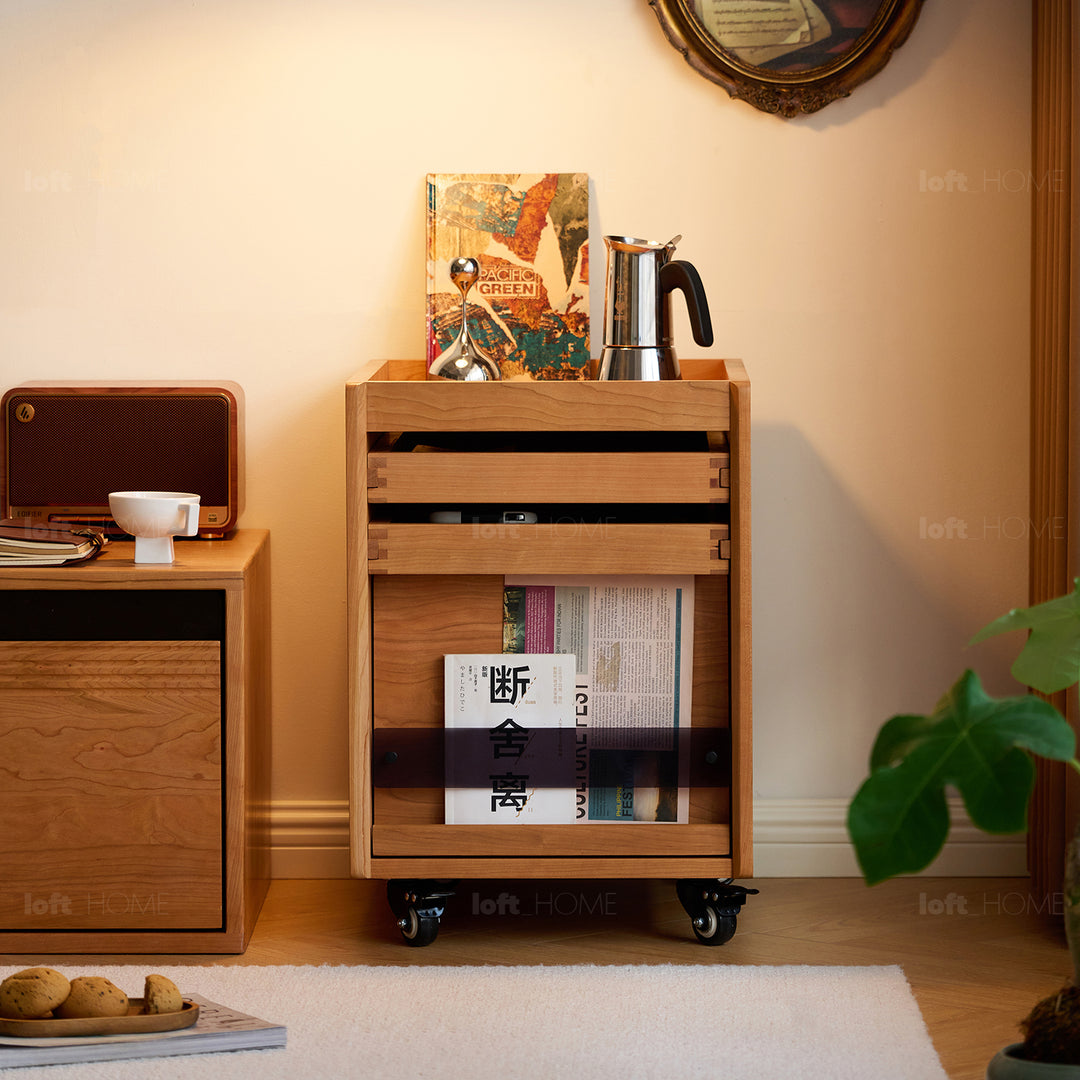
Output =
[{"x1": 1029, "y1": 0, "x2": 1078, "y2": 902}]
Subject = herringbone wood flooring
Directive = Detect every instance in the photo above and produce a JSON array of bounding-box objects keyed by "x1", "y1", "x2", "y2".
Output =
[{"x1": 2, "y1": 877, "x2": 1066, "y2": 1079}]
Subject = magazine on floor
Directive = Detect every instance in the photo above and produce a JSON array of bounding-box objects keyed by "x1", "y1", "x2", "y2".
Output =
[{"x1": 0, "y1": 994, "x2": 285, "y2": 1068}]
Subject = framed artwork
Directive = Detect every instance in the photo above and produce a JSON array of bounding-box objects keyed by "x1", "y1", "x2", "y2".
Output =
[{"x1": 648, "y1": 0, "x2": 927, "y2": 117}]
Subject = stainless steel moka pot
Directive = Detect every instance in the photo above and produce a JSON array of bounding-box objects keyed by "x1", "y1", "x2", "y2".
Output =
[{"x1": 597, "y1": 235, "x2": 713, "y2": 380}]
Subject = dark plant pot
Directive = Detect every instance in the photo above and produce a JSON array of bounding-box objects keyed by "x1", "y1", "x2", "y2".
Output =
[{"x1": 987, "y1": 1044, "x2": 1080, "y2": 1078}]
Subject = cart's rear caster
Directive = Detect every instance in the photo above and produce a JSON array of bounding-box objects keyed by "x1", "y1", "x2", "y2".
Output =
[
  {"x1": 676, "y1": 879, "x2": 758, "y2": 946},
  {"x1": 387, "y1": 880, "x2": 457, "y2": 947}
]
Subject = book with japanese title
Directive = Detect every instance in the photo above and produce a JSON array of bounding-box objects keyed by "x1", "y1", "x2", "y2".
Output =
[{"x1": 443, "y1": 653, "x2": 577, "y2": 824}]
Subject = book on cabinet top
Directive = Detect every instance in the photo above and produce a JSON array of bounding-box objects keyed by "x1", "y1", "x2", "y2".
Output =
[{"x1": 0, "y1": 520, "x2": 107, "y2": 565}]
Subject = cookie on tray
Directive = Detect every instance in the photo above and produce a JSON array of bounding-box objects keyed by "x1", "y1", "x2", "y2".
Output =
[
  {"x1": 0, "y1": 967, "x2": 71, "y2": 1019},
  {"x1": 55, "y1": 976, "x2": 129, "y2": 1019},
  {"x1": 143, "y1": 974, "x2": 183, "y2": 1014}
]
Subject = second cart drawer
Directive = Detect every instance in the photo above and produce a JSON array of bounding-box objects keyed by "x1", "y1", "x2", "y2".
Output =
[
  {"x1": 368, "y1": 452, "x2": 730, "y2": 504},
  {"x1": 368, "y1": 523, "x2": 730, "y2": 575}
]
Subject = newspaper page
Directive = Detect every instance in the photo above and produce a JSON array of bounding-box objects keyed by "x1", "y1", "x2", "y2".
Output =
[
  {"x1": 503, "y1": 576, "x2": 694, "y2": 823},
  {"x1": 444, "y1": 653, "x2": 577, "y2": 824}
]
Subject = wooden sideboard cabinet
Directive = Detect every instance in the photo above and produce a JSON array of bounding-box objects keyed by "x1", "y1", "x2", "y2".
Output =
[
  {"x1": 346, "y1": 360, "x2": 752, "y2": 945},
  {"x1": 0, "y1": 529, "x2": 271, "y2": 953}
]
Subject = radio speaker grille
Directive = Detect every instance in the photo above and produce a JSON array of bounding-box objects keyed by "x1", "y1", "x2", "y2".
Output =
[{"x1": 1, "y1": 385, "x2": 242, "y2": 535}]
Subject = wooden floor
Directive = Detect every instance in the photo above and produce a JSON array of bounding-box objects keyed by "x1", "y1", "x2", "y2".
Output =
[{"x1": 2, "y1": 876, "x2": 1070, "y2": 1079}]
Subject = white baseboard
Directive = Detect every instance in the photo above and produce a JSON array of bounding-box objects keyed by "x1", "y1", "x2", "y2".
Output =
[
  {"x1": 268, "y1": 797, "x2": 1028, "y2": 880},
  {"x1": 751, "y1": 797, "x2": 1028, "y2": 878}
]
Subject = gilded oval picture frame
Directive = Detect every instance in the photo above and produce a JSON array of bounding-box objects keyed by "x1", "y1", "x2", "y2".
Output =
[{"x1": 649, "y1": 0, "x2": 927, "y2": 117}]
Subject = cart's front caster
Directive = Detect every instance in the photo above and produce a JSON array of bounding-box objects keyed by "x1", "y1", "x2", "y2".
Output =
[
  {"x1": 387, "y1": 880, "x2": 457, "y2": 947},
  {"x1": 398, "y1": 905, "x2": 440, "y2": 947},
  {"x1": 676, "y1": 879, "x2": 758, "y2": 946}
]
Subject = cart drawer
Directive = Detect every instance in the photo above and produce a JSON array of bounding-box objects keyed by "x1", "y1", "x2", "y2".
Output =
[
  {"x1": 368, "y1": 452, "x2": 730, "y2": 504},
  {"x1": 368, "y1": 523, "x2": 730, "y2": 575}
]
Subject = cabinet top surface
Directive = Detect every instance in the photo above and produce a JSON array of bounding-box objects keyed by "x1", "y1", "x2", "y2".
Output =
[{"x1": 0, "y1": 528, "x2": 268, "y2": 586}]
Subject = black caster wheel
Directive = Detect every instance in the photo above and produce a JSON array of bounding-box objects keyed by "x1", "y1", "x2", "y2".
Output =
[
  {"x1": 386, "y1": 880, "x2": 457, "y2": 948},
  {"x1": 689, "y1": 905, "x2": 738, "y2": 945},
  {"x1": 398, "y1": 905, "x2": 440, "y2": 947},
  {"x1": 676, "y1": 878, "x2": 758, "y2": 947}
]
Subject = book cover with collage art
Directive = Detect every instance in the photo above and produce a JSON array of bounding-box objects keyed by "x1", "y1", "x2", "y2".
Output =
[{"x1": 426, "y1": 173, "x2": 589, "y2": 380}]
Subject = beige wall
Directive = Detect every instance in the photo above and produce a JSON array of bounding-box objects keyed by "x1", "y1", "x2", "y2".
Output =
[{"x1": 0, "y1": 1, "x2": 1033, "y2": 873}]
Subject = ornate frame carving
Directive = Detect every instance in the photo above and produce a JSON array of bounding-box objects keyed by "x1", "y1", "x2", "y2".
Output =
[{"x1": 648, "y1": 0, "x2": 927, "y2": 118}]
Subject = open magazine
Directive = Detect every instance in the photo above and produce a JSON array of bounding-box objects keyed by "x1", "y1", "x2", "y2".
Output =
[{"x1": 501, "y1": 575, "x2": 694, "y2": 824}]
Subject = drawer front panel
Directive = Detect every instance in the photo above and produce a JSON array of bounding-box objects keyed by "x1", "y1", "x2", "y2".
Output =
[
  {"x1": 369, "y1": 523, "x2": 730, "y2": 576},
  {"x1": 368, "y1": 452, "x2": 730, "y2": 504},
  {"x1": 0, "y1": 640, "x2": 223, "y2": 931}
]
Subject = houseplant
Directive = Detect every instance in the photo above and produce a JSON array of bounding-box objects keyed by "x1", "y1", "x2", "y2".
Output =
[{"x1": 847, "y1": 580, "x2": 1080, "y2": 1074}]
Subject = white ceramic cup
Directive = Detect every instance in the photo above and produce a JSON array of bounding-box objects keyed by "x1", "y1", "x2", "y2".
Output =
[{"x1": 108, "y1": 491, "x2": 201, "y2": 563}]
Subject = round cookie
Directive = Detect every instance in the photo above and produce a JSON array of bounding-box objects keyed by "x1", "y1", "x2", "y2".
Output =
[
  {"x1": 0, "y1": 967, "x2": 71, "y2": 1019},
  {"x1": 143, "y1": 974, "x2": 183, "y2": 1015},
  {"x1": 55, "y1": 976, "x2": 129, "y2": 1019}
]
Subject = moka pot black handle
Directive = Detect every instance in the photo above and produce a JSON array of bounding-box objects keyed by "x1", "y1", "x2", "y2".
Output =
[{"x1": 660, "y1": 260, "x2": 714, "y2": 347}]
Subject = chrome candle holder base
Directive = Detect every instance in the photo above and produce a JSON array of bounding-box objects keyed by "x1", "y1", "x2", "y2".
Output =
[{"x1": 428, "y1": 257, "x2": 501, "y2": 382}]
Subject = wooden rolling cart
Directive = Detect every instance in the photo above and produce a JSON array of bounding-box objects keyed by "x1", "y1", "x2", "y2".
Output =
[{"x1": 346, "y1": 359, "x2": 752, "y2": 945}]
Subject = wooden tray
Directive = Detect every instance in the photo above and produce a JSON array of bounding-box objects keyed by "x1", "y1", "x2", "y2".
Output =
[{"x1": 0, "y1": 999, "x2": 198, "y2": 1038}]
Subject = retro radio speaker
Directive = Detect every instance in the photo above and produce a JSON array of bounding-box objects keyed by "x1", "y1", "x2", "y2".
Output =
[{"x1": 1, "y1": 382, "x2": 244, "y2": 538}]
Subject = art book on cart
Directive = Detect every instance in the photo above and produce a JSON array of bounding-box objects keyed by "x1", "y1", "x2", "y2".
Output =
[{"x1": 426, "y1": 172, "x2": 590, "y2": 380}]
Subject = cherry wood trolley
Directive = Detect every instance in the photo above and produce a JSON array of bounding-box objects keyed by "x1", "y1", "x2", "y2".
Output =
[{"x1": 346, "y1": 360, "x2": 752, "y2": 945}]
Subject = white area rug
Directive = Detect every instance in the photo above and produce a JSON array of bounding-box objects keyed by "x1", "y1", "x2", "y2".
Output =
[{"x1": 5, "y1": 963, "x2": 946, "y2": 1079}]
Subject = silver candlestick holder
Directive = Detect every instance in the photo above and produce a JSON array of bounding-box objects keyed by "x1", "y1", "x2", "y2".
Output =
[{"x1": 427, "y1": 257, "x2": 501, "y2": 381}]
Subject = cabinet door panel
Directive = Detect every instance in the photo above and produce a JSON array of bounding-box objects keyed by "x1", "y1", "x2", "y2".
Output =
[{"x1": 371, "y1": 577, "x2": 732, "y2": 839}]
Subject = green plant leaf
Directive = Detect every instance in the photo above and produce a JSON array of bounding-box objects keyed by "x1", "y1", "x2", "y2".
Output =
[
  {"x1": 848, "y1": 750, "x2": 950, "y2": 885},
  {"x1": 869, "y1": 713, "x2": 940, "y2": 771},
  {"x1": 848, "y1": 670, "x2": 1075, "y2": 884},
  {"x1": 933, "y1": 670, "x2": 1076, "y2": 764},
  {"x1": 970, "y1": 578, "x2": 1080, "y2": 694}
]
